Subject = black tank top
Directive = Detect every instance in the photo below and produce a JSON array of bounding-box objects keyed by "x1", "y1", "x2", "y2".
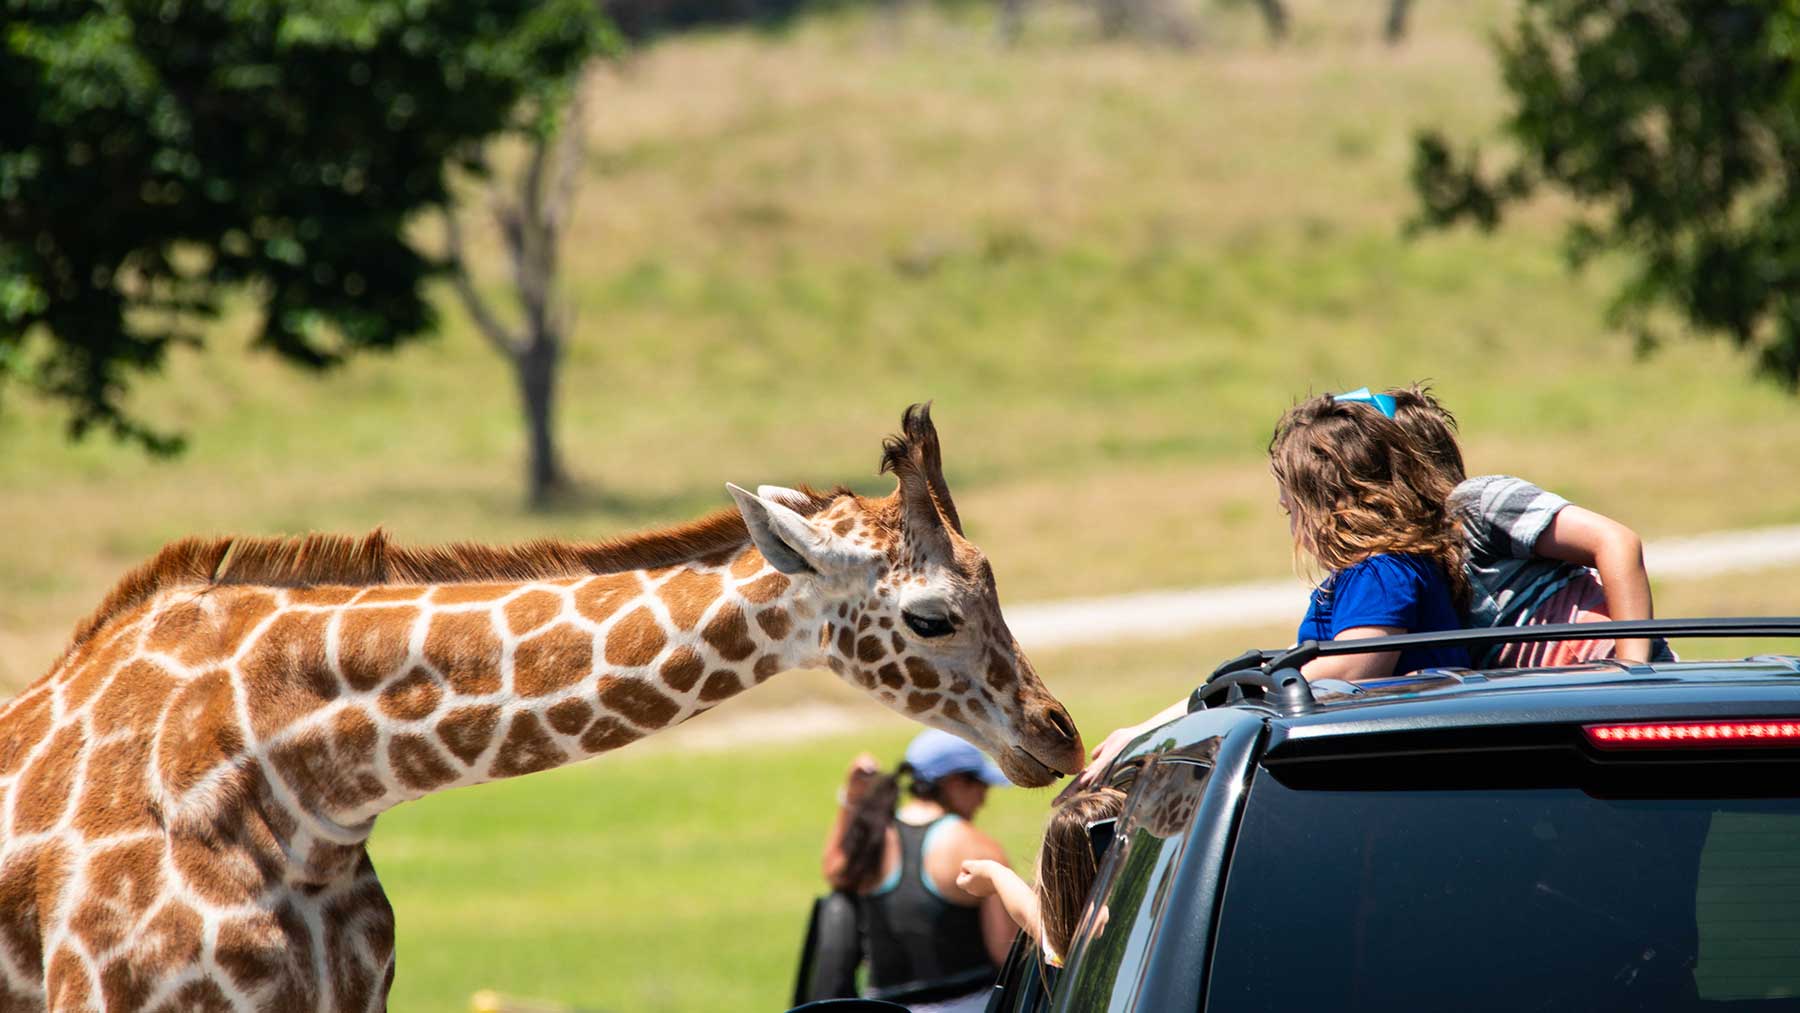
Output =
[{"x1": 860, "y1": 816, "x2": 999, "y2": 1004}]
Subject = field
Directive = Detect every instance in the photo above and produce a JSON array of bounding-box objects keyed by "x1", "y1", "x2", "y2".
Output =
[{"x1": 3, "y1": 0, "x2": 1799, "y2": 1008}]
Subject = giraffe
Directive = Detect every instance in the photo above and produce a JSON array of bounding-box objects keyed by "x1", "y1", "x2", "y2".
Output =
[{"x1": 0, "y1": 404, "x2": 1084, "y2": 1013}]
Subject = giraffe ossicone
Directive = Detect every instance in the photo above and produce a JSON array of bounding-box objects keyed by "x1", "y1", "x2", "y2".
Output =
[{"x1": 0, "y1": 403, "x2": 1082, "y2": 1012}]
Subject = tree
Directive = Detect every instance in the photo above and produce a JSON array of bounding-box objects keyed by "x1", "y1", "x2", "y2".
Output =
[
  {"x1": 444, "y1": 81, "x2": 591, "y2": 508},
  {"x1": 1410, "y1": 0, "x2": 1800, "y2": 389},
  {"x1": 1, "y1": 0, "x2": 607, "y2": 452}
]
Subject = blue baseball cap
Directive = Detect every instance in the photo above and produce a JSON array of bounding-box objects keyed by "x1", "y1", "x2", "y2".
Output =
[{"x1": 905, "y1": 729, "x2": 1012, "y2": 787}]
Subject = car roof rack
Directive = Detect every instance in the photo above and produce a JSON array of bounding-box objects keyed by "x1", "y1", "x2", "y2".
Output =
[{"x1": 1188, "y1": 616, "x2": 1800, "y2": 718}]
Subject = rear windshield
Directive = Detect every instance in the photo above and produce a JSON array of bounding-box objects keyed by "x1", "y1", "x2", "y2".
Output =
[{"x1": 1206, "y1": 756, "x2": 1800, "y2": 1012}]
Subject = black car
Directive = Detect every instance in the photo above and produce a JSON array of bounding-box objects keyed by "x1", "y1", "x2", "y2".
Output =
[{"x1": 973, "y1": 618, "x2": 1800, "y2": 1013}]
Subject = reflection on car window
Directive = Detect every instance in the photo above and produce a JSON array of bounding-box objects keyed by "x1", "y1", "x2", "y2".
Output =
[
  {"x1": 1058, "y1": 742, "x2": 1216, "y2": 1013},
  {"x1": 1207, "y1": 768, "x2": 1800, "y2": 1012}
]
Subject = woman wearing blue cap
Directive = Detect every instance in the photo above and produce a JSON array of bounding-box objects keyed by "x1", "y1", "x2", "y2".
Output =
[{"x1": 818, "y1": 729, "x2": 1017, "y2": 1012}]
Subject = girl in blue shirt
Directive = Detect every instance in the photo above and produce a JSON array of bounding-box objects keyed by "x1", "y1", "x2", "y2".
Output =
[
  {"x1": 1271, "y1": 391, "x2": 1471, "y2": 680},
  {"x1": 1071, "y1": 391, "x2": 1470, "y2": 793}
]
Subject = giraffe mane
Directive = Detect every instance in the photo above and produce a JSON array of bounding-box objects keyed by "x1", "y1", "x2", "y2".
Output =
[{"x1": 68, "y1": 486, "x2": 849, "y2": 649}]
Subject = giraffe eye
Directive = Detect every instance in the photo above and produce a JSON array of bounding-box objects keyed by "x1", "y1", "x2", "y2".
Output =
[{"x1": 903, "y1": 612, "x2": 955, "y2": 639}]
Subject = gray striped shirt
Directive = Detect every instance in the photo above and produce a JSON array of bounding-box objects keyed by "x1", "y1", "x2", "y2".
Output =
[{"x1": 1449, "y1": 474, "x2": 1586, "y2": 631}]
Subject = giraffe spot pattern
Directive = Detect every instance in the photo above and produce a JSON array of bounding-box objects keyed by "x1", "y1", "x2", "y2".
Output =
[
  {"x1": 729, "y1": 550, "x2": 765, "y2": 579},
  {"x1": 579, "y1": 716, "x2": 642, "y2": 753},
  {"x1": 377, "y1": 667, "x2": 442, "y2": 722},
  {"x1": 660, "y1": 569, "x2": 721, "y2": 631},
  {"x1": 156, "y1": 669, "x2": 246, "y2": 800},
  {"x1": 242, "y1": 611, "x2": 335, "y2": 740},
  {"x1": 755, "y1": 608, "x2": 792, "y2": 641},
  {"x1": 430, "y1": 583, "x2": 514, "y2": 605},
  {"x1": 699, "y1": 671, "x2": 742, "y2": 703},
  {"x1": 985, "y1": 650, "x2": 1013, "y2": 690},
  {"x1": 604, "y1": 608, "x2": 666, "y2": 667},
  {"x1": 856, "y1": 636, "x2": 886, "y2": 664},
  {"x1": 14, "y1": 721, "x2": 84, "y2": 835},
  {"x1": 491, "y1": 713, "x2": 568, "y2": 777},
  {"x1": 437, "y1": 705, "x2": 501, "y2": 766},
  {"x1": 908, "y1": 691, "x2": 942, "y2": 713},
  {"x1": 514, "y1": 624, "x2": 594, "y2": 697},
  {"x1": 753, "y1": 655, "x2": 781, "y2": 682},
  {"x1": 740, "y1": 572, "x2": 789, "y2": 605},
  {"x1": 423, "y1": 612, "x2": 503, "y2": 696},
  {"x1": 597, "y1": 676, "x2": 680, "y2": 728},
  {"x1": 660, "y1": 648, "x2": 706, "y2": 693},
  {"x1": 71, "y1": 839, "x2": 163, "y2": 955},
  {"x1": 72, "y1": 738, "x2": 156, "y2": 838},
  {"x1": 504, "y1": 590, "x2": 564, "y2": 636},
  {"x1": 144, "y1": 600, "x2": 220, "y2": 668},
  {"x1": 703, "y1": 605, "x2": 756, "y2": 662},
  {"x1": 906, "y1": 657, "x2": 941, "y2": 690},
  {"x1": 546, "y1": 698, "x2": 595, "y2": 736},
  {"x1": 390, "y1": 735, "x2": 458, "y2": 792},
  {"x1": 0, "y1": 691, "x2": 52, "y2": 777},
  {"x1": 337, "y1": 607, "x2": 420, "y2": 691},
  {"x1": 575, "y1": 574, "x2": 636, "y2": 625}
]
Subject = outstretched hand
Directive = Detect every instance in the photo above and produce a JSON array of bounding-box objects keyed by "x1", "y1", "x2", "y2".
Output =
[
  {"x1": 956, "y1": 859, "x2": 1005, "y2": 898},
  {"x1": 1057, "y1": 698, "x2": 1188, "y2": 803}
]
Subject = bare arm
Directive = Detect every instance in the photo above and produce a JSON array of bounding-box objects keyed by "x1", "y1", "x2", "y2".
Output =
[
  {"x1": 1299, "y1": 626, "x2": 1403, "y2": 681},
  {"x1": 959, "y1": 858, "x2": 1042, "y2": 958},
  {"x1": 1534, "y1": 506, "x2": 1653, "y2": 663},
  {"x1": 821, "y1": 753, "x2": 879, "y2": 889}
]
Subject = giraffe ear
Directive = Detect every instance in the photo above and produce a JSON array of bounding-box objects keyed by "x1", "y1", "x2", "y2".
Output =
[{"x1": 727, "y1": 483, "x2": 862, "y2": 576}]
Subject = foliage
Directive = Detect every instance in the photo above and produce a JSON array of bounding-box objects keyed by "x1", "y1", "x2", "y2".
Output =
[
  {"x1": 1411, "y1": 0, "x2": 1800, "y2": 390},
  {"x1": 0, "y1": 0, "x2": 608, "y2": 450}
]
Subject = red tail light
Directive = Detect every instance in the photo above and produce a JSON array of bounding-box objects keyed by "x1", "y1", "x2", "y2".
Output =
[{"x1": 1584, "y1": 719, "x2": 1800, "y2": 749}]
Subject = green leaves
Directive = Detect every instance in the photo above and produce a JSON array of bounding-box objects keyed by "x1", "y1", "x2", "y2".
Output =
[
  {"x1": 0, "y1": 0, "x2": 609, "y2": 449},
  {"x1": 1410, "y1": 0, "x2": 1800, "y2": 391}
]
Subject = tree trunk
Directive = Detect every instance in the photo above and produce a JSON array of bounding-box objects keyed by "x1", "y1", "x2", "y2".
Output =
[
  {"x1": 1384, "y1": 0, "x2": 1412, "y2": 44},
  {"x1": 517, "y1": 331, "x2": 571, "y2": 510}
]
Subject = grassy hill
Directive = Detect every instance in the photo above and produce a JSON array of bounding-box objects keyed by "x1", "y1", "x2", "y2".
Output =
[{"x1": 4, "y1": 0, "x2": 1799, "y2": 1008}]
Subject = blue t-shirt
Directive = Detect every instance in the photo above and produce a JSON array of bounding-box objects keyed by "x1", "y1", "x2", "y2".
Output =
[{"x1": 1296, "y1": 553, "x2": 1471, "y2": 675}]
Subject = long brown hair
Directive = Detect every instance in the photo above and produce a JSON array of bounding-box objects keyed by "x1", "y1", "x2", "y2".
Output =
[
  {"x1": 1036, "y1": 787, "x2": 1127, "y2": 961},
  {"x1": 833, "y1": 762, "x2": 949, "y2": 891},
  {"x1": 1268, "y1": 393, "x2": 1468, "y2": 607},
  {"x1": 1384, "y1": 382, "x2": 1467, "y2": 484}
]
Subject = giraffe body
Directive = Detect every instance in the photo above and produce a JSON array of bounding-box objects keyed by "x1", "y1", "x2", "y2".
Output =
[{"x1": 0, "y1": 406, "x2": 1083, "y2": 1011}]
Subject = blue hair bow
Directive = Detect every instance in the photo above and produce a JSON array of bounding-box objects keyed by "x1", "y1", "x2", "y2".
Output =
[{"x1": 1333, "y1": 387, "x2": 1398, "y2": 419}]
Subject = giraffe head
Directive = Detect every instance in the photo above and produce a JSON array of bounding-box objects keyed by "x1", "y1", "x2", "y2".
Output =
[{"x1": 727, "y1": 404, "x2": 1084, "y2": 787}]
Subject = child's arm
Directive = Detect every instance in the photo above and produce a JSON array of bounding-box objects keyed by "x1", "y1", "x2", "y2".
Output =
[
  {"x1": 958, "y1": 859, "x2": 1042, "y2": 944},
  {"x1": 1532, "y1": 505, "x2": 1653, "y2": 663},
  {"x1": 1300, "y1": 626, "x2": 1404, "y2": 681}
]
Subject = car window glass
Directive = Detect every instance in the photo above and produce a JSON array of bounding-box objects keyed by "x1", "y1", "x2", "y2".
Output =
[
  {"x1": 1057, "y1": 747, "x2": 1214, "y2": 1013},
  {"x1": 1206, "y1": 761, "x2": 1800, "y2": 1012}
]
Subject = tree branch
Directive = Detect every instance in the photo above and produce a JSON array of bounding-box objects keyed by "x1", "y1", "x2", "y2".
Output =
[{"x1": 442, "y1": 209, "x2": 525, "y2": 360}]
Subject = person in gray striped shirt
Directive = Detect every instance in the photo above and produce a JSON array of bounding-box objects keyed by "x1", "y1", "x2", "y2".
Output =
[{"x1": 1385, "y1": 385, "x2": 1667, "y2": 669}]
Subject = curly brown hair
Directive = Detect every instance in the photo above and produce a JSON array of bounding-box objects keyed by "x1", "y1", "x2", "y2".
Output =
[
  {"x1": 1384, "y1": 382, "x2": 1466, "y2": 484},
  {"x1": 1269, "y1": 393, "x2": 1468, "y2": 607}
]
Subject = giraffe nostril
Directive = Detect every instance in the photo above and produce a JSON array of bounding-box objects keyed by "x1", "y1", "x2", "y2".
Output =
[{"x1": 1045, "y1": 704, "x2": 1078, "y2": 744}]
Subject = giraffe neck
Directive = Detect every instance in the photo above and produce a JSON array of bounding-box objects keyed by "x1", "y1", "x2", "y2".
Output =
[{"x1": 225, "y1": 544, "x2": 824, "y2": 828}]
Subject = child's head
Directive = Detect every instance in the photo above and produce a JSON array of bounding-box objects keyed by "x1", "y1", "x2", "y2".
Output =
[
  {"x1": 1383, "y1": 383, "x2": 1466, "y2": 484},
  {"x1": 1268, "y1": 392, "x2": 1464, "y2": 594},
  {"x1": 1036, "y1": 787, "x2": 1127, "y2": 961}
]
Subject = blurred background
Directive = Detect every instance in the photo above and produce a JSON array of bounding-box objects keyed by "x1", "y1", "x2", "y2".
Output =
[{"x1": 4, "y1": 0, "x2": 1799, "y2": 1009}]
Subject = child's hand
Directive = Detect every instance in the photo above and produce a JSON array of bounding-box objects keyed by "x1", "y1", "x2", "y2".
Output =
[{"x1": 956, "y1": 859, "x2": 1003, "y2": 898}]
